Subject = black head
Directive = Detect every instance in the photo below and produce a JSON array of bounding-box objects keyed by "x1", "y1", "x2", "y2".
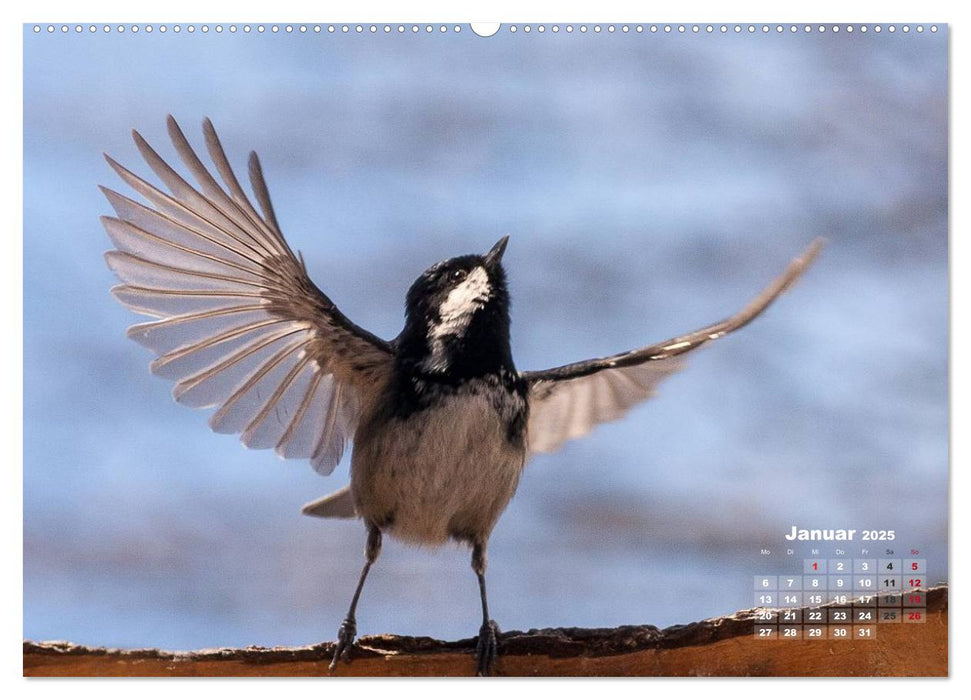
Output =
[{"x1": 397, "y1": 236, "x2": 514, "y2": 378}]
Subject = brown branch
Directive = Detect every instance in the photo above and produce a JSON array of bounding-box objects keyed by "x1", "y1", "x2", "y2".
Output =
[{"x1": 24, "y1": 585, "x2": 947, "y2": 677}]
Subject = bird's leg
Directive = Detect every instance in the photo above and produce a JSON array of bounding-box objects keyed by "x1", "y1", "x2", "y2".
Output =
[
  {"x1": 472, "y1": 540, "x2": 500, "y2": 676},
  {"x1": 330, "y1": 524, "x2": 382, "y2": 671}
]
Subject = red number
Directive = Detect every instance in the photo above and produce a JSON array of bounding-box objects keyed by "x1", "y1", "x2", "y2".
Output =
[
  {"x1": 909, "y1": 612, "x2": 922, "y2": 621},
  {"x1": 912, "y1": 562, "x2": 918, "y2": 571},
  {"x1": 813, "y1": 561, "x2": 818, "y2": 571},
  {"x1": 909, "y1": 578, "x2": 922, "y2": 587}
]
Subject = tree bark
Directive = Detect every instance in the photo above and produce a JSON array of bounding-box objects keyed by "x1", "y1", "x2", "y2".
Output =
[{"x1": 24, "y1": 585, "x2": 947, "y2": 677}]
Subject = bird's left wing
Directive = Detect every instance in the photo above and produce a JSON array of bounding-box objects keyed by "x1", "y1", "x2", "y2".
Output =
[
  {"x1": 520, "y1": 239, "x2": 823, "y2": 455},
  {"x1": 101, "y1": 116, "x2": 394, "y2": 476}
]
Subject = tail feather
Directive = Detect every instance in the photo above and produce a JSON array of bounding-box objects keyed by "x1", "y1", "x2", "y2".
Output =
[{"x1": 301, "y1": 486, "x2": 358, "y2": 519}]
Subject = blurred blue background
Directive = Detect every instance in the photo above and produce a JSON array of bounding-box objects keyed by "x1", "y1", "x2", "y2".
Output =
[{"x1": 24, "y1": 24, "x2": 947, "y2": 649}]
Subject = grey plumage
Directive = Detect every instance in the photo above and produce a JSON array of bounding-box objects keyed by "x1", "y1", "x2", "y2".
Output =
[{"x1": 352, "y1": 376, "x2": 527, "y2": 544}]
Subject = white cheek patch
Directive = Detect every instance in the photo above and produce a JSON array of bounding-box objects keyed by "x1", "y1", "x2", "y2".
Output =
[
  {"x1": 424, "y1": 266, "x2": 491, "y2": 371},
  {"x1": 438, "y1": 267, "x2": 491, "y2": 327}
]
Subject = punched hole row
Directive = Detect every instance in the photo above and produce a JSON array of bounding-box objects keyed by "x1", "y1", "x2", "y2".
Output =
[{"x1": 32, "y1": 23, "x2": 941, "y2": 35}]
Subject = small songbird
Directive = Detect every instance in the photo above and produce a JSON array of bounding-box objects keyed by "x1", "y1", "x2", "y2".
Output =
[{"x1": 101, "y1": 117, "x2": 822, "y2": 676}]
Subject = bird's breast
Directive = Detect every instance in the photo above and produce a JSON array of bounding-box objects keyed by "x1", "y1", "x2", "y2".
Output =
[{"x1": 350, "y1": 378, "x2": 527, "y2": 545}]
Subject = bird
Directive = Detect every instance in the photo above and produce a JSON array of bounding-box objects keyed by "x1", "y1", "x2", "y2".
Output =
[{"x1": 101, "y1": 116, "x2": 823, "y2": 676}]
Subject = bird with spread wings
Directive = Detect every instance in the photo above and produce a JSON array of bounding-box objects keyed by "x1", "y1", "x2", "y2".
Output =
[{"x1": 103, "y1": 117, "x2": 821, "y2": 503}]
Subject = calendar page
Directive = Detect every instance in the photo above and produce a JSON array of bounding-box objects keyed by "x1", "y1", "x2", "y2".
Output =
[{"x1": 22, "y1": 20, "x2": 948, "y2": 678}]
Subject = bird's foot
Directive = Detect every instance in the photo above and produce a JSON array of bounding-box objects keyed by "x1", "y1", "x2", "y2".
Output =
[
  {"x1": 475, "y1": 619, "x2": 500, "y2": 676},
  {"x1": 329, "y1": 617, "x2": 357, "y2": 671}
]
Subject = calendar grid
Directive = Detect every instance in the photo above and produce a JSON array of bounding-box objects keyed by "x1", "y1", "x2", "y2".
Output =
[{"x1": 754, "y1": 558, "x2": 927, "y2": 639}]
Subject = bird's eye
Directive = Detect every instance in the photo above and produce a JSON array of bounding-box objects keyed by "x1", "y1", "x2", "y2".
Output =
[{"x1": 450, "y1": 269, "x2": 467, "y2": 282}]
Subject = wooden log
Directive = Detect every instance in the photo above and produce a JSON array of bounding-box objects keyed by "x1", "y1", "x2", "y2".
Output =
[{"x1": 24, "y1": 585, "x2": 947, "y2": 677}]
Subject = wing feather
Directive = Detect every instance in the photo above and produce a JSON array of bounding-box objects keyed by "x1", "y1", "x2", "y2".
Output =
[
  {"x1": 201, "y1": 118, "x2": 291, "y2": 257},
  {"x1": 103, "y1": 116, "x2": 393, "y2": 478},
  {"x1": 101, "y1": 188, "x2": 267, "y2": 271},
  {"x1": 105, "y1": 156, "x2": 271, "y2": 262},
  {"x1": 312, "y1": 382, "x2": 348, "y2": 476},
  {"x1": 278, "y1": 371, "x2": 327, "y2": 460},
  {"x1": 172, "y1": 327, "x2": 306, "y2": 407},
  {"x1": 111, "y1": 285, "x2": 264, "y2": 319},
  {"x1": 209, "y1": 337, "x2": 307, "y2": 434},
  {"x1": 523, "y1": 239, "x2": 823, "y2": 455},
  {"x1": 248, "y1": 152, "x2": 283, "y2": 236},
  {"x1": 241, "y1": 353, "x2": 315, "y2": 449},
  {"x1": 132, "y1": 129, "x2": 273, "y2": 257}
]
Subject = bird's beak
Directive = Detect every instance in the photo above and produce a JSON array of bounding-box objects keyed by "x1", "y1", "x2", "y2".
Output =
[{"x1": 484, "y1": 236, "x2": 509, "y2": 269}]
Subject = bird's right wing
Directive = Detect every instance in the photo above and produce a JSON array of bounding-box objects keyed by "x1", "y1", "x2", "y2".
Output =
[
  {"x1": 102, "y1": 116, "x2": 393, "y2": 476},
  {"x1": 521, "y1": 239, "x2": 823, "y2": 455}
]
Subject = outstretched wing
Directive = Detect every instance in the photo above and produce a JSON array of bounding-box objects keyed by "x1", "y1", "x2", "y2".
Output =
[
  {"x1": 521, "y1": 239, "x2": 824, "y2": 455},
  {"x1": 102, "y1": 116, "x2": 393, "y2": 476}
]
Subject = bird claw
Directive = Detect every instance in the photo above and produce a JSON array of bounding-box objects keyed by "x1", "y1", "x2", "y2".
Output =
[
  {"x1": 475, "y1": 619, "x2": 500, "y2": 676},
  {"x1": 329, "y1": 617, "x2": 357, "y2": 671}
]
